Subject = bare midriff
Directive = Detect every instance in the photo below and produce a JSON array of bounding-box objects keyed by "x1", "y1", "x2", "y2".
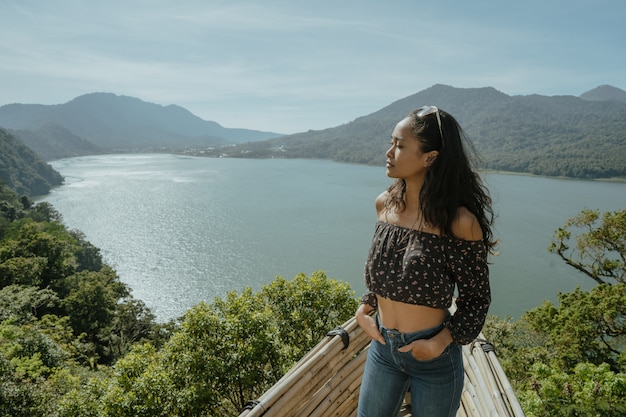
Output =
[{"x1": 377, "y1": 296, "x2": 447, "y2": 332}]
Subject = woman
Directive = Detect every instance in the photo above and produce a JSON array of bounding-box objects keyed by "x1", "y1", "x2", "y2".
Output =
[{"x1": 356, "y1": 106, "x2": 495, "y2": 417}]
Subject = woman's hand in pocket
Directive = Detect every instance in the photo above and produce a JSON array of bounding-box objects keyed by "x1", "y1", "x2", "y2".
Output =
[
  {"x1": 398, "y1": 327, "x2": 453, "y2": 360},
  {"x1": 355, "y1": 303, "x2": 385, "y2": 345}
]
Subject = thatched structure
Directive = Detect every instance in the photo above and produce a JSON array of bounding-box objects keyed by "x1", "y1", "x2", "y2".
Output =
[{"x1": 239, "y1": 315, "x2": 525, "y2": 417}]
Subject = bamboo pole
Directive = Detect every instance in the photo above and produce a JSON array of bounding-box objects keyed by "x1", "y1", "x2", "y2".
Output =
[
  {"x1": 463, "y1": 376, "x2": 485, "y2": 416},
  {"x1": 315, "y1": 348, "x2": 365, "y2": 414},
  {"x1": 308, "y1": 368, "x2": 360, "y2": 414},
  {"x1": 457, "y1": 402, "x2": 468, "y2": 417},
  {"x1": 484, "y1": 349, "x2": 526, "y2": 417},
  {"x1": 462, "y1": 346, "x2": 487, "y2": 415},
  {"x1": 303, "y1": 349, "x2": 368, "y2": 416},
  {"x1": 471, "y1": 343, "x2": 509, "y2": 417},
  {"x1": 240, "y1": 340, "x2": 336, "y2": 415},
  {"x1": 240, "y1": 316, "x2": 370, "y2": 417},
  {"x1": 466, "y1": 347, "x2": 499, "y2": 416},
  {"x1": 239, "y1": 316, "x2": 525, "y2": 417},
  {"x1": 267, "y1": 344, "x2": 360, "y2": 415},
  {"x1": 461, "y1": 386, "x2": 482, "y2": 417}
]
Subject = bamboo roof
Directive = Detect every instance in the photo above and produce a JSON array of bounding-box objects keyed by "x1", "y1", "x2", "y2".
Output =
[{"x1": 239, "y1": 315, "x2": 526, "y2": 417}]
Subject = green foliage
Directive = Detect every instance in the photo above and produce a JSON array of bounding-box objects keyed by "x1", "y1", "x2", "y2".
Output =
[
  {"x1": 524, "y1": 285, "x2": 626, "y2": 372},
  {"x1": 549, "y1": 208, "x2": 626, "y2": 285},
  {"x1": 70, "y1": 230, "x2": 103, "y2": 272},
  {"x1": 56, "y1": 371, "x2": 112, "y2": 417},
  {"x1": 261, "y1": 271, "x2": 358, "y2": 362},
  {"x1": 484, "y1": 207, "x2": 626, "y2": 416},
  {"x1": 107, "y1": 298, "x2": 168, "y2": 360},
  {"x1": 207, "y1": 290, "x2": 284, "y2": 411},
  {"x1": 0, "y1": 128, "x2": 63, "y2": 196},
  {"x1": 482, "y1": 315, "x2": 551, "y2": 386},
  {"x1": 519, "y1": 362, "x2": 626, "y2": 417},
  {"x1": 0, "y1": 285, "x2": 58, "y2": 323},
  {"x1": 0, "y1": 186, "x2": 358, "y2": 417},
  {"x1": 0, "y1": 185, "x2": 170, "y2": 416},
  {"x1": 0, "y1": 219, "x2": 77, "y2": 288},
  {"x1": 0, "y1": 352, "x2": 51, "y2": 417},
  {"x1": 56, "y1": 272, "x2": 357, "y2": 416},
  {"x1": 486, "y1": 304, "x2": 626, "y2": 416},
  {"x1": 60, "y1": 269, "x2": 128, "y2": 364}
]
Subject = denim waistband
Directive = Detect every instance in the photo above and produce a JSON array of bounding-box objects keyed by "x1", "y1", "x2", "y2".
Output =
[{"x1": 376, "y1": 312, "x2": 449, "y2": 345}]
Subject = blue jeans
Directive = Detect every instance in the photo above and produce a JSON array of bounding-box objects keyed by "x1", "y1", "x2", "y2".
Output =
[{"x1": 357, "y1": 316, "x2": 463, "y2": 417}]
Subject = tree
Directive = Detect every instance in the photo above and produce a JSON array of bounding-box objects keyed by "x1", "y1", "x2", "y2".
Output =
[
  {"x1": 549, "y1": 208, "x2": 626, "y2": 285},
  {"x1": 260, "y1": 271, "x2": 358, "y2": 362},
  {"x1": 1, "y1": 185, "x2": 171, "y2": 415},
  {"x1": 485, "y1": 285, "x2": 626, "y2": 416},
  {"x1": 519, "y1": 362, "x2": 626, "y2": 417},
  {"x1": 57, "y1": 271, "x2": 358, "y2": 416},
  {"x1": 484, "y1": 207, "x2": 626, "y2": 416},
  {"x1": 69, "y1": 229, "x2": 103, "y2": 272},
  {"x1": 0, "y1": 285, "x2": 58, "y2": 324},
  {"x1": 524, "y1": 284, "x2": 626, "y2": 372},
  {"x1": 105, "y1": 298, "x2": 169, "y2": 360},
  {"x1": 60, "y1": 269, "x2": 128, "y2": 364},
  {"x1": 0, "y1": 219, "x2": 77, "y2": 289}
]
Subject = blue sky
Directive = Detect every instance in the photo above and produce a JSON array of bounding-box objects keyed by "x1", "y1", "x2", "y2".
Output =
[{"x1": 1, "y1": 0, "x2": 624, "y2": 134}]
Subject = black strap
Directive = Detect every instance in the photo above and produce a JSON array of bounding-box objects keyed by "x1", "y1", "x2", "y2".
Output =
[
  {"x1": 475, "y1": 338, "x2": 496, "y2": 353},
  {"x1": 481, "y1": 342, "x2": 496, "y2": 353},
  {"x1": 241, "y1": 400, "x2": 260, "y2": 412},
  {"x1": 327, "y1": 326, "x2": 350, "y2": 350}
]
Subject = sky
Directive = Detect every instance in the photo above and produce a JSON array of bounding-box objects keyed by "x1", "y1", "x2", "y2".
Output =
[{"x1": 1, "y1": 0, "x2": 624, "y2": 134}]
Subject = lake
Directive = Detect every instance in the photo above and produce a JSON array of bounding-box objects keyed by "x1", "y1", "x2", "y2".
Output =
[{"x1": 39, "y1": 154, "x2": 626, "y2": 321}]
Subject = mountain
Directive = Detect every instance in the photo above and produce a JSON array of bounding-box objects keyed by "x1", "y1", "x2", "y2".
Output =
[
  {"x1": 580, "y1": 85, "x2": 626, "y2": 103},
  {"x1": 214, "y1": 84, "x2": 626, "y2": 179},
  {"x1": 2, "y1": 86, "x2": 625, "y2": 179},
  {"x1": 0, "y1": 93, "x2": 283, "y2": 155},
  {"x1": 0, "y1": 128, "x2": 64, "y2": 196},
  {"x1": 11, "y1": 123, "x2": 103, "y2": 161}
]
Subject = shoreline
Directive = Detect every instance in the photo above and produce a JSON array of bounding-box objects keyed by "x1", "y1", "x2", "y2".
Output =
[
  {"x1": 50, "y1": 151, "x2": 626, "y2": 184},
  {"x1": 480, "y1": 168, "x2": 626, "y2": 184}
]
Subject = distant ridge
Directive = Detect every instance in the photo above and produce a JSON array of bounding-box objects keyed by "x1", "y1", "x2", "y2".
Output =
[
  {"x1": 0, "y1": 92, "x2": 283, "y2": 158},
  {"x1": 1, "y1": 85, "x2": 625, "y2": 179},
  {"x1": 11, "y1": 123, "x2": 103, "y2": 161},
  {"x1": 218, "y1": 84, "x2": 626, "y2": 179},
  {"x1": 580, "y1": 85, "x2": 626, "y2": 103}
]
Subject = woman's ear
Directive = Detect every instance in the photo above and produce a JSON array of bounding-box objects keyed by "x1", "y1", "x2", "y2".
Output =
[{"x1": 425, "y1": 151, "x2": 439, "y2": 166}]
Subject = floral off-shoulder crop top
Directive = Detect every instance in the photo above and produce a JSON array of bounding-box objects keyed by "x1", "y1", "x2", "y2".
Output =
[{"x1": 360, "y1": 221, "x2": 491, "y2": 345}]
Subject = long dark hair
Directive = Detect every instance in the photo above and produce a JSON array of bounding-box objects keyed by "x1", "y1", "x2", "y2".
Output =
[{"x1": 386, "y1": 108, "x2": 496, "y2": 249}]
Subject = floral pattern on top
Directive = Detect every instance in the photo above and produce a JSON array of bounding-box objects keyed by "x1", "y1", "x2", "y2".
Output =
[{"x1": 360, "y1": 221, "x2": 491, "y2": 345}]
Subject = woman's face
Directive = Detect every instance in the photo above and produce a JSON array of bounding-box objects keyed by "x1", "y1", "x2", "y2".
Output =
[{"x1": 385, "y1": 117, "x2": 433, "y2": 180}]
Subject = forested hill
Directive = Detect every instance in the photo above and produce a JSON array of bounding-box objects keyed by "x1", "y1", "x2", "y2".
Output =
[
  {"x1": 10, "y1": 123, "x2": 104, "y2": 162},
  {"x1": 3, "y1": 85, "x2": 625, "y2": 179},
  {"x1": 0, "y1": 129, "x2": 63, "y2": 196},
  {"x1": 219, "y1": 84, "x2": 626, "y2": 179}
]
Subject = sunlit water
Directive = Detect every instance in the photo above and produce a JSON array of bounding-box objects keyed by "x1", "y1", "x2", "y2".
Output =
[{"x1": 39, "y1": 154, "x2": 626, "y2": 321}]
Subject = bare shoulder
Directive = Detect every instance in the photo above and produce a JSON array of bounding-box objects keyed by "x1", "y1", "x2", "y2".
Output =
[
  {"x1": 375, "y1": 191, "x2": 388, "y2": 215},
  {"x1": 452, "y1": 207, "x2": 483, "y2": 241}
]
